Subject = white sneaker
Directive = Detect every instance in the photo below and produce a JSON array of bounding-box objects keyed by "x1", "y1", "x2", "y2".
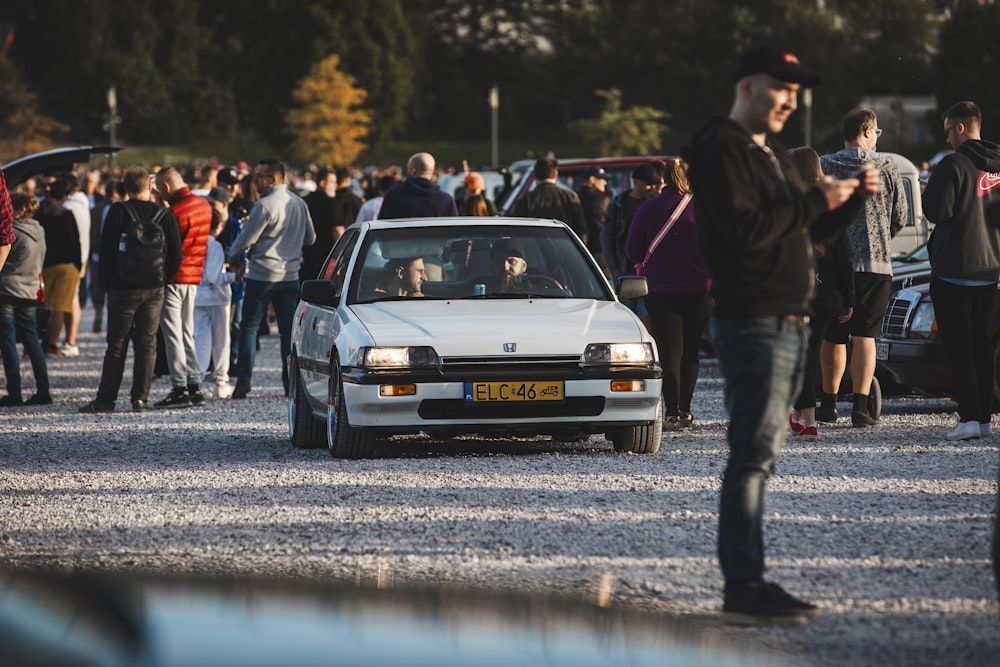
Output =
[
  {"x1": 981, "y1": 422, "x2": 992, "y2": 438},
  {"x1": 60, "y1": 344, "x2": 80, "y2": 357},
  {"x1": 215, "y1": 382, "x2": 234, "y2": 399},
  {"x1": 944, "y1": 420, "x2": 981, "y2": 441}
]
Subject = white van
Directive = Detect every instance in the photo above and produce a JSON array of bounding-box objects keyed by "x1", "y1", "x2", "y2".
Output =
[{"x1": 884, "y1": 152, "x2": 931, "y2": 257}]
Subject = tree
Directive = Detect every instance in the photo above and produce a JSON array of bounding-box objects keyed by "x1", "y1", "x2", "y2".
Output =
[
  {"x1": 933, "y1": 0, "x2": 1000, "y2": 126},
  {"x1": 285, "y1": 54, "x2": 372, "y2": 166},
  {"x1": 0, "y1": 54, "x2": 68, "y2": 158},
  {"x1": 573, "y1": 88, "x2": 669, "y2": 156}
]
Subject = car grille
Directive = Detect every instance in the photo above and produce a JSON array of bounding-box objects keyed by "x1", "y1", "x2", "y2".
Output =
[
  {"x1": 418, "y1": 397, "x2": 605, "y2": 420},
  {"x1": 881, "y1": 290, "x2": 922, "y2": 338},
  {"x1": 439, "y1": 355, "x2": 584, "y2": 379}
]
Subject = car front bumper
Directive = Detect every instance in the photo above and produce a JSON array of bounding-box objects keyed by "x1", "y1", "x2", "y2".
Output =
[{"x1": 876, "y1": 337, "x2": 951, "y2": 396}]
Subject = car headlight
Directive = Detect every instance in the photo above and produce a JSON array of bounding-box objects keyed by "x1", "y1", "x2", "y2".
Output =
[
  {"x1": 582, "y1": 343, "x2": 654, "y2": 365},
  {"x1": 361, "y1": 346, "x2": 440, "y2": 369},
  {"x1": 910, "y1": 302, "x2": 936, "y2": 333}
]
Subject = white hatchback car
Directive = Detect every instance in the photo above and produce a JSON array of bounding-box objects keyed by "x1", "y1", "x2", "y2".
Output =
[{"x1": 288, "y1": 217, "x2": 663, "y2": 458}]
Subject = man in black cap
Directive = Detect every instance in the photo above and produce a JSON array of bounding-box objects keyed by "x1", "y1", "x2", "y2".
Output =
[
  {"x1": 683, "y1": 45, "x2": 880, "y2": 624},
  {"x1": 511, "y1": 157, "x2": 586, "y2": 242},
  {"x1": 578, "y1": 165, "x2": 611, "y2": 274}
]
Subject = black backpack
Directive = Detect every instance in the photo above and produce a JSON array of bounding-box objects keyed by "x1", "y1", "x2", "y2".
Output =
[{"x1": 117, "y1": 201, "x2": 167, "y2": 287}]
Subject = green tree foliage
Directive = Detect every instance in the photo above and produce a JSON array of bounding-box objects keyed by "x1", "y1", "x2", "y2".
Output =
[
  {"x1": 285, "y1": 54, "x2": 372, "y2": 166},
  {"x1": 933, "y1": 0, "x2": 1000, "y2": 125},
  {"x1": 0, "y1": 55, "x2": 68, "y2": 159},
  {"x1": 573, "y1": 88, "x2": 669, "y2": 156}
]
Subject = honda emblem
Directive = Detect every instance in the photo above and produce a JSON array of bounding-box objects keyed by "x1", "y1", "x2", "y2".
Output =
[{"x1": 503, "y1": 343, "x2": 517, "y2": 353}]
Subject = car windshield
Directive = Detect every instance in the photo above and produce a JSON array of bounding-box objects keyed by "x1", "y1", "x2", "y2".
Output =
[{"x1": 349, "y1": 225, "x2": 611, "y2": 304}]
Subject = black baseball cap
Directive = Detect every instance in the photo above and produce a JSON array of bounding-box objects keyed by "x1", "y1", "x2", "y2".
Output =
[
  {"x1": 582, "y1": 166, "x2": 610, "y2": 180},
  {"x1": 735, "y1": 45, "x2": 820, "y2": 87}
]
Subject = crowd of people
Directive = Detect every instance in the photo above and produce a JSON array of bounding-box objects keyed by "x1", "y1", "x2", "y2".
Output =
[{"x1": 0, "y1": 44, "x2": 996, "y2": 625}]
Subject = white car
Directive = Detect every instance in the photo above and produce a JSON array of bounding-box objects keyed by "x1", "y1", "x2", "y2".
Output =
[{"x1": 288, "y1": 217, "x2": 663, "y2": 458}]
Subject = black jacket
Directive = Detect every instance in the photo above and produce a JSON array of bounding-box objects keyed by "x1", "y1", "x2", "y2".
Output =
[
  {"x1": 923, "y1": 138, "x2": 1000, "y2": 282},
  {"x1": 378, "y1": 177, "x2": 458, "y2": 220},
  {"x1": 36, "y1": 198, "x2": 82, "y2": 270},
  {"x1": 99, "y1": 200, "x2": 183, "y2": 290},
  {"x1": 511, "y1": 182, "x2": 587, "y2": 241},
  {"x1": 683, "y1": 117, "x2": 862, "y2": 318}
]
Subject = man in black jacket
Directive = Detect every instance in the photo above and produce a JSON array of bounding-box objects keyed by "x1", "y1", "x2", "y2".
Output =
[
  {"x1": 683, "y1": 45, "x2": 878, "y2": 624},
  {"x1": 378, "y1": 153, "x2": 458, "y2": 220},
  {"x1": 80, "y1": 166, "x2": 182, "y2": 413},
  {"x1": 511, "y1": 157, "x2": 586, "y2": 242},
  {"x1": 923, "y1": 100, "x2": 1000, "y2": 441}
]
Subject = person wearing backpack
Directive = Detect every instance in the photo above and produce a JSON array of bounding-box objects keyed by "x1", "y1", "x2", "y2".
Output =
[{"x1": 79, "y1": 166, "x2": 182, "y2": 413}]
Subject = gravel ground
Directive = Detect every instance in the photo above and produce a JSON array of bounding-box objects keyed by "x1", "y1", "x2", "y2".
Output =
[{"x1": 1, "y1": 310, "x2": 998, "y2": 666}]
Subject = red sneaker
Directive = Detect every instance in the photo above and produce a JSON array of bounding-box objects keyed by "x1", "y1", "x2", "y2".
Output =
[
  {"x1": 788, "y1": 413, "x2": 803, "y2": 434},
  {"x1": 797, "y1": 425, "x2": 819, "y2": 441}
]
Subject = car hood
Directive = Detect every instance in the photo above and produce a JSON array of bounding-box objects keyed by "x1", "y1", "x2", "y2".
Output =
[{"x1": 350, "y1": 299, "x2": 647, "y2": 356}]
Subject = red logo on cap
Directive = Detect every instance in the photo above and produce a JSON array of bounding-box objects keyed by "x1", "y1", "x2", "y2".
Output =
[{"x1": 783, "y1": 53, "x2": 800, "y2": 65}]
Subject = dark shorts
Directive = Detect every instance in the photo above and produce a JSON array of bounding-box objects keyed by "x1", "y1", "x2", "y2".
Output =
[{"x1": 824, "y1": 272, "x2": 891, "y2": 341}]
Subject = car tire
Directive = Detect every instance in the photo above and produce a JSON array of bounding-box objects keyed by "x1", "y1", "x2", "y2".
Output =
[
  {"x1": 608, "y1": 402, "x2": 662, "y2": 454},
  {"x1": 288, "y1": 359, "x2": 325, "y2": 449},
  {"x1": 327, "y1": 361, "x2": 375, "y2": 459},
  {"x1": 867, "y1": 375, "x2": 882, "y2": 422}
]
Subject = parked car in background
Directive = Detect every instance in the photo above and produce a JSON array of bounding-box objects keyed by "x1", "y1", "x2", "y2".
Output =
[
  {"x1": 884, "y1": 152, "x2": 932, "y2": 258},
  {"x1": 876, "y1": 280, "x2": 1000, "y2": 403},
  {"x1": 289, "y1": 216, "x2": 663, "y2": 458},
  {"x1": 499, "y1": 156, "x2": 674, "y2": 216},
  {"x1": 890, "y1": 240, "x2": 931, "y2": 293}
]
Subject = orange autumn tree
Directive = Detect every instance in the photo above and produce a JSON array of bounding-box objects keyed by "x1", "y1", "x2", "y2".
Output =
[{"x1": 286, "y1": 53, "x2": 372, "y2": 165}]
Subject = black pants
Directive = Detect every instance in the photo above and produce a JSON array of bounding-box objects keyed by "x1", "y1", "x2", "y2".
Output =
[
  {"x1": 930, "y1": 277, "x2": 995, "y2": 423},
  {"x1": 96, "y1": 287, "x2": 164, "y2": 405},
  {"x1": 645, "y1": 291, "x2": 712, "y2": 415}
]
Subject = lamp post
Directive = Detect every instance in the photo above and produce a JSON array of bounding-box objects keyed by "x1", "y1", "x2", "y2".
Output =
[
  {"x1": 103, "y1": 86, "x2": 122, "y2": 168},
  {"x1": 802, "y1": 88, "x2": 813, "y2": 148},
  {"x1": 488, "y1": 85, "x2": 499, "y2": 168}
]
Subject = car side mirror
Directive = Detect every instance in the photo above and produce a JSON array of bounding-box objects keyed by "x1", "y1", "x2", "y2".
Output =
[
  {"x1": 615, "y1": 275, "x2": 648, "y2": 301},
  {"x1": 300, "y1": 279, "x2": 338, "y2": 307}
]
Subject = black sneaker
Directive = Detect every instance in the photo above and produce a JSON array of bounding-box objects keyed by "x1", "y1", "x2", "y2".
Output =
[
  {"x1": 232, "y1": 381, "x2": 251, "y2": 399},
  {"x1": 722, "y1": 580, "x2": 819, "y2": 625},
  {"x1": 187, "y1": 384, "x2": 206, "y2": 406},
  {"x1": 25, "y1": 393, "x2": 53, "y2": 406},
  {"x1": 132, "y1": 399, "x2": 149, "y2": 412},
  {"x1": 154, "y1": 387, "x2": 192, "y2": 409},
  {"x1": 0, "y1": 394, "x2": 24, "y2": 407},
  {"x1": 79, "y1": 400, "x2": 114, "y2": 414}
]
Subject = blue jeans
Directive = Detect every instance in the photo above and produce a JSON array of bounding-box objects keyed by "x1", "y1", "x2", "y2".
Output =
[
  {"x1": 710, "y1": 315, "x2": 809, "y2": 584},
  {"x1": 233, "y1": 279, "x2": 299, "y2": 392},
  {"x1": 0, "y1": 302, "x2": 50, "y2": 398}
]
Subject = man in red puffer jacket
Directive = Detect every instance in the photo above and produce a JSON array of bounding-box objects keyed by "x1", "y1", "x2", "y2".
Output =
[{"x1": 153, "y1": 166, "x2": 213, "y2": 408}]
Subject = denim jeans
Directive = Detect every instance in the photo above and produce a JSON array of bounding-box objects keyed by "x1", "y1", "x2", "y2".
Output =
[
  {"x1": 233, "y1": 279, "x2": 299, "y2": 392},
  {"x1": 710, "y1": 315, "x2": 809, "y2": 583},
  {"x1": 96, "y1": 287, "x2": 164, "y2": 404},
  {"x1": 930, "y1": 277, "x2": 995, "y2": 424},
  {"x1": 0, "y1": 302, "x2": 49, "y2": 398}
]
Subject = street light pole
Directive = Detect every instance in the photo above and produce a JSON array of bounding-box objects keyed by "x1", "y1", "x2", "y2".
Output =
[
  {"x1": 103, "y1": 86, "x2": 122, "y2": 169},
  {"x1": 488, "y1": 85, "x2": 499, "y2": 168},
  {"x1": 802, "y1": 88, "x2": 813, "y2": 148}
]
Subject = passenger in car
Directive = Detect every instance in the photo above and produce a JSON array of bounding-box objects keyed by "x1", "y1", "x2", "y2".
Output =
[
  {"x1": 488, "y1": 238, "x2": 563, "y2": 294},
  {"x1": 372, "y1": 257, "x2": 426, "y2": 298}
]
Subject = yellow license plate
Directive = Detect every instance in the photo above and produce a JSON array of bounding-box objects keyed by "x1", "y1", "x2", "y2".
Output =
[{"x1": 465, "y1": 381, "x2": 565, "y2": 402}]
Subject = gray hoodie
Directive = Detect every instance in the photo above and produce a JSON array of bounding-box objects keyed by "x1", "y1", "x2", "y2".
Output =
[
  {"x1": 820, "y1": 148, "x2": 908, "y2": 274},
  {"x1": 0, "y1": 217, "x2": 46, "y2": 304},
  {"x1": 227, "y1": 184, "x2": 316, "y2": 282}
]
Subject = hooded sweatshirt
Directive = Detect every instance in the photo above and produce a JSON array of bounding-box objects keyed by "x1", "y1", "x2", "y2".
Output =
[
  {"x1": 0, "y1": 217, "x2": 46, "y2": 305},
  {"x1": 820, "y1": 148, "x2": 908, "y2": 275},
  {"x1": 377, "y1": 177, "x2": 459, "y2": 220},
  {"x1": 682, "y1": 117, "x2": 862, "y2": 319},
  {"x1": 923, "y1": 138, "x2": 1000, "y2": 282}
]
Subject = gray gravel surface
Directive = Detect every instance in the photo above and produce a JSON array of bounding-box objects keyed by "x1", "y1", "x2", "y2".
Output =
[{"x1": 1, "y1": 316, "x2": 998, "y2": 666}]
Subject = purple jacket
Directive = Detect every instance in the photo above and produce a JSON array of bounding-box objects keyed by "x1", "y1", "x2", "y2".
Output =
[{"x1": 624, "y1": 187, "x2": 710, "y2": 294}]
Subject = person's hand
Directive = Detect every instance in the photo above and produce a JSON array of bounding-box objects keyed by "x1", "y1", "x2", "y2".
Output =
[
  {"x1": 234, "y1": 260, "x2": 247, "y2": 283},
  {"x1": 837, "y1": 306, "x2": 854, "y2": 324},
  {"x1": 816, "y1": 175, "x2": 859, "y2": 210},
  {"x1": 856, "y1": 163, "x2": 881, "y2": 199}
]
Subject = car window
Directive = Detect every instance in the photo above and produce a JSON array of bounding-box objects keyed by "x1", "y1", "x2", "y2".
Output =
[
  {"x1": 321, "y1": 230, "x2": 360, "y2": 299},
  {"x1": 348, "y1": 225, "x2": 611, "y2": 304}
]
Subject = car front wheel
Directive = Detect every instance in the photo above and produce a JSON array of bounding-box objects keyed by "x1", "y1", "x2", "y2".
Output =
[
  {"x1": 327, "y1": 361, "x2": 375, "y2": 459},
  {"x1": 608, "y1": 402, "x2": 662, "y2": 454}
]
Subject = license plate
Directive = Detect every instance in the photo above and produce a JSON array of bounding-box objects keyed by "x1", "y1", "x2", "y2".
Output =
[
  {"x1": 465, "y1": 381, "x2": 565, "y2": 402},
  {"x1": 875, "y1": 342, "x2": 889, "y2": 361}
]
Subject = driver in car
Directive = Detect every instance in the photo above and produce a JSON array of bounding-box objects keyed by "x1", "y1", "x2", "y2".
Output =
[
  {"x1": 489, "y1": 238, "x2": 563, "y2": 293},
  {"x1": 372, "y1": 257, "x2": 426, "y2": 298}
]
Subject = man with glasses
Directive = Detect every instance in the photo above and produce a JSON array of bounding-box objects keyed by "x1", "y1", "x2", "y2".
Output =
[
  {"x1": 923, "y1": 101, "x2": 1000, "y2": 441},
  {"x1": 818, "y1": 107, "x2": 908, "y2": 427},
  {"x1": 227, "y1": 159, "x2": 316, "y2": 399}
]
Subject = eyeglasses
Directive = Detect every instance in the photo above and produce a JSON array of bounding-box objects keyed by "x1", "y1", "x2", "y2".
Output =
[
  {"x1": 873, "y1": 128, "x2": 883, "y2": 137},
  {"x1": 944, "y1": 124, "x2": 958, "y2": 137}
]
